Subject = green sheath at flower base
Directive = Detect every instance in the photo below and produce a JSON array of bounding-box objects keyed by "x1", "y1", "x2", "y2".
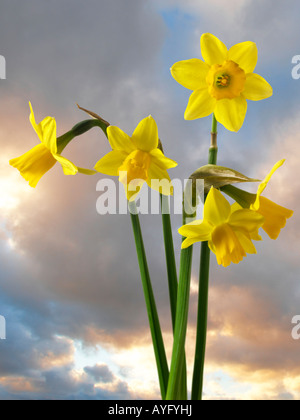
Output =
[
  {"x1": 171, "y1": 33, "x2": 273, "y2": 132},
  {"x1": 9, "y1": 103, "x2": 99, "y2": 188}
]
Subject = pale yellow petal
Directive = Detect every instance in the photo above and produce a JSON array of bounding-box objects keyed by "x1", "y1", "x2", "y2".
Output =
[
  {"x1": 77, "y1": 167, "x2": 97, "y2": 175},
  {"x1": 214, "y1": 96, "x2": 247, "y2": 132},
  {"x1": 201, "y1": 33, "x2": 228, "y2": 66},
  {"x1": 132, "y1": 116, "x2": 159, "y2": 152},
  {"x1": 228, "y1": 41, "x2": 258, "y2": 73},
  {"x1": 184, "y1": 88, "x2": 216, "y2": 120},
  {"x1": 243, "y1": 73, "x2": 273, "y2": 101},
  {"x1": 171, "y1": 59, "x2": 209, "y2": 91}
]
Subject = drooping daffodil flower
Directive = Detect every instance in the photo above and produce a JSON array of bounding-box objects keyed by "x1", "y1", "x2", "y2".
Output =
[
  {"x1": 179, "y1": 187, "x2": 265, "y2": 267},
  {"x1": 94, "y1": 116, "x2": 178, "y2": 201},
  {"x1": 171, "y1": 33, "x2": 273, "y2": 132},
  {"x1": 9, "y1": 102, "x2": 96, "y2": 188}
]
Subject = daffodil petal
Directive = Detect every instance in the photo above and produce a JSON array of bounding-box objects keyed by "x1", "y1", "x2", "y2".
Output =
[
  {"x1": 77, "y1": 167, "x2": 97, "y2": 175},
  {"x1": 178, "y1": 219, "x2": 213, "y2": 240},
  {"x1": 146, "y1": 163, "x2": 173, "y2": 196},
  {"x1": 229, "y1": 208, "x2": 264, "y2": 233},
  {"x1": 29, "y1": 102, "x2": 57, "y2": 154},
  {"x1": 201, "y1": 33, "x2": 228, "y2": 66},
  {"x1": 214, "y1": 96, "x2": 247, "y2": 132},
  {"x1": 243, "y1": 73, "x2": 273, "y2": 101},
  {"x1": 252, "y1": 160, "x2": 285, "y2": 210},
  {"x1": 234, "y1": 231, "x2": 257, "y2": 255},
  {"x1": 132, "y1": 116, "x2": 159, "y2": 152},
  {"x1": 257, "y1": 196, "x2": 293, "y2": 240},
  {"x1": 204, "y1": 188, "x2": 231, "y2": 226},
  {"x1": 107, "y1": 125, "x2": 136, "y2": 154},
  {"x1": 150, "y1": 149, "x2": 178, "y2": 170},
  {"x1": 170, "y1": 59, "x2": 209, "y2": 91},
  {"x1": 54, "y1": 153, "x2": 78, "y2": 175},
  {"x1": 125, "y1": 179, "x2": 146, "y2": 202},
  {"x1": 9, "y1": 143, "x2": 56, "y2": 188},
  {"x1": 94, "y1": 150, "x2": 128, "y2": 176},
  {"x1": 184, "y1": 88, "x2": 216, "y2": 120},
  {"x1": 181, "y1": 237, "x2": 199, "y2": 249},
  {"x1": 228, "y1": 41, "x2": 258, "y2": 73}
]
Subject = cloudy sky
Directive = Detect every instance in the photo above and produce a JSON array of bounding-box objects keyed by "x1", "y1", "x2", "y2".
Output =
[{"x1": 0, "y1": 0, "x2": 299, "y2": 400}]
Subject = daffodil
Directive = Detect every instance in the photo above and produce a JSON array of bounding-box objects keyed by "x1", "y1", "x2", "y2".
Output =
[
  {"x1": 251, "y1": 160, "x2": 293, "y2": 239},
  {"x1": 9, "y1": 103, "x2": 96, "y2": 188},
  {"x1": 179, "y1": 188, "x2": 264, "y2": 267},
  {"x1": 171, "y1": 33, "x2": 273, "y2": 132},
  {"x1": 94, "y1": 116, "x2": 177, "y2": 201},
  {"x1": 225, "y1": 160, "x2": 294, "y2": 239}
]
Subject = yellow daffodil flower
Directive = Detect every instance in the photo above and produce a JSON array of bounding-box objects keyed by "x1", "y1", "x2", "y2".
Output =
[
  {"x1": 94, "y1": 116, "x2": 177, "y2": 201},
  {"x1": 9, "y1": 103, "x2": 95, "y2": 188},
  {"x1": 171, "y1": 33, "x2": 273, "y2": 132},
  {"x1": 251, "y1": 160, "x2": 293, "y2": 239},
  {"x1": 179, "y1": 188, "x2": 264, "y2": 267}
]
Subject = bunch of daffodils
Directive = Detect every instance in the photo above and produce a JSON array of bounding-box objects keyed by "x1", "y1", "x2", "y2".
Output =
[{"x1": 9, "y1": 33, "x2": 293, "y2": 401}]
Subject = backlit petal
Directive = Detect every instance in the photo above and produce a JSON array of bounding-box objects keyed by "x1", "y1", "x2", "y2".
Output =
[
  {"x1": 204, "y1": 188, "x2": 231, "y2": 226},
  {"x1": 171, "y1": 59, "x2": 209, "y2": 91},
  {"x1": 228, "y1": 41, "x2": 258, "y2": 73},
  {"x1": 29, "y1": 102, "x2": 57, "y2": 154},
  {"x1": 77, "y1": 168, "x2": 97, "y2": 175},
  {"x1": 243, "y1": 73, "x2": 273, "y2": 101},
  {"x1": 201, "y1": 33, "x2": 228, "y2": 66},
  {"x1": 9, "y1": 144, "x2": 56, "y2": 188},
  {"x1": 54, "y1": 153, "x2": 78, "y2": 175},
  {"x1": 132, "y1": 116, "x2": 159, "y2": 152},
  {"x1": 184, "y1": 88, "x2": 216, "y2": 120},
  {"x1": 94, "y1": 150, "x2": 128, "y2": 176},
  {"x1": 107, "y1": 125, "x2": 136, "y2": 154},
  {"x1": 214, "y1": 96, "x2": 247, "y2": 132}
]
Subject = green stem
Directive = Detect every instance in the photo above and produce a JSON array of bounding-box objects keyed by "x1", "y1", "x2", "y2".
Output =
[
  {"x1": 160, "y1": 194, "x2": 178, "y2": 330},
  {"x1": 191, "y1": 114, "x2": 218, "y2": 401},
  {"x1": 56, "y1": 119, "x2": 109, "y2": 154},
  {"x1": 129, "y1": 201, "x2": 169, "y2": 400},
  {"x1": 166, "y1": 183, "x2": 197, "y2": 400},
  {"x1": 160, "y1": 194, "x2": 188, "y2": 400}
]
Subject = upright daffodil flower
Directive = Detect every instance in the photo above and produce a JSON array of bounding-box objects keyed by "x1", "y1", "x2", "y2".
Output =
[
  {"x1": 171, "y1": 33, "x2": 273, "y2": 132},
  {"x1": 9, "y1": 103, "x2": 95, "y2": 188},
  {"x1": 179, "y1": 188, "x2": 264, "y2": 267},
  {"x1": 94, "y1": 116, "x2": 177, "y2": 201}
]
